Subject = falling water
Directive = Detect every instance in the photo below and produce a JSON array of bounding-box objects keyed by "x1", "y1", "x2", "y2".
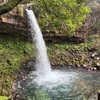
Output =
[{"x1": 26, "y1": 9, "x2": 51, "y2": 75}]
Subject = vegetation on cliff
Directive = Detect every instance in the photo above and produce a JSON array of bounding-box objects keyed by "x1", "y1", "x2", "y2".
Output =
[
  {"x1": 0, "y1": 33, "x2": 33, "y2": 97},
  {"x1": 31, "y1": 0, "x2": 89, "y2": 35},
  {"x1": 47, "y1": 35, "x2": 100, "y2": 70}
]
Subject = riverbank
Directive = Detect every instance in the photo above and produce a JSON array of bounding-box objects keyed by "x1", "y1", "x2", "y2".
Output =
[{"x1": 0, "y1": 33, "x2": 99, "y2": 99}]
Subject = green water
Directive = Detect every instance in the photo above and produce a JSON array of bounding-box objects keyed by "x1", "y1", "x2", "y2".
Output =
[{"x1": 19, "y1": 69, "x2": 100, "y2": 100}]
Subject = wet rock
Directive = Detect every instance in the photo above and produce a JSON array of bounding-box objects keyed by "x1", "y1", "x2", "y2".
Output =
[
  {"x1": 96, "y1": 62, "x2": 100, "y2": 67},
  {"x1": 68, "y1": 65, "x2": 71, "y2": 68},
  {"x1": 91, "y1": 52, "x2": 97, "y2": 58},
  {"x1": 90, "y1": 67, "x2": 97, "y2": 71},
  {"x1": 11, "y1": 81, "x2": 18, "y2": 91},
  {"x1": 93, "y1": 67, "x2": 97, "y2": 70},
  {"x1": 95, "y1": 62, "x2": 100, "y2": 70},
  {"x1": 23, "y1": 60, "x2": 36, "y2": 71},
  {"x1": 88, "y1": 48, "x2": 96, "y2": 52},
  {"x1": 83, "y1": 64, "x2": 87, "y2": 68},
  {"x1": 96, "y1": 57, "x2": 100, "y2": 60}
]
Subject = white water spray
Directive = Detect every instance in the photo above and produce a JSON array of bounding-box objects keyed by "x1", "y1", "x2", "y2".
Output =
[{"x1": 26, "y1": 9, "x2": 51, "y2": 75}]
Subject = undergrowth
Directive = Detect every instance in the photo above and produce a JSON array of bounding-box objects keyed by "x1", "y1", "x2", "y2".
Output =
[{"x1": 0, "y1": 34, "x2": 34, "y2": 97}]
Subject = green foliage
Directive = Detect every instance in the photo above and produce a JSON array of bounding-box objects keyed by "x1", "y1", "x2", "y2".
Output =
[
  {"x1": 47, "y1": 35, "x2": 100, "y2": 66},
  {"x1": 0, "y1": 96, "x2": 8, "y2": 100},
  {"x1": 0, "y1": 34, "x2": 34, "y2": 96},
  {"x1": 32, "y1": 0, "x2": 89, "y2": 35},
  {"x1": 47, "y1": 40, "x2": 94, "y2": 52}
]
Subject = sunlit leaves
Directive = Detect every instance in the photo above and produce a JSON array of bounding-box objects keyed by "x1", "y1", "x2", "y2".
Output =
[{"x1": 31, "y1": 0, "x2": 89, "y2": 35}]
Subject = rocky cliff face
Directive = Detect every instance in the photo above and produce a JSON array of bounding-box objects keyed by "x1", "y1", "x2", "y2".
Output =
[
  {"x1": 0, "y1": 0, "x2": 27, "y2": 33},
  {"x1": 0, "y1": 6, "x2": 27, "y2": 33}
]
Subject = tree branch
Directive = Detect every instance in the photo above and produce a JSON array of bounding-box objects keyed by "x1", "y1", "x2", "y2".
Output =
[{"x1": 0, "y1": 0, "x2": 23, "y2": 15}]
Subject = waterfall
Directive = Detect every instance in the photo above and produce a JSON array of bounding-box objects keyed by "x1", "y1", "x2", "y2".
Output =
[{"x1": 26, "y1": 9, "x2": 51, "y2": 75}]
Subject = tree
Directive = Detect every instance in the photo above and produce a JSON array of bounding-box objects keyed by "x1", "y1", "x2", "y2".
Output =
[
  {"x1": 0, "y1": 0, "x2": 23, "y2": 15},
  {"x1": 31, "y1": 0, "x2": 89, "y2": 35}
]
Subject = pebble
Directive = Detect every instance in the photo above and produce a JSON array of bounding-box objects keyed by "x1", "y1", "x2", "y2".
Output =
[
  {"x1": 96, "y1": 57, "x2": 100, "y2": 60},
  {"x1": 96, "y1": 62, "x2": 100, "y2": 67},
  {"x1": 91, "y1": 52, "x2": 97, "y2": 57}
]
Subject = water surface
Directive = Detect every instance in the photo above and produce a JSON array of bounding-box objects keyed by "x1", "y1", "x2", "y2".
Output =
[{"x1": 19, "y1": 69, "x2": 100, "y2": 100}]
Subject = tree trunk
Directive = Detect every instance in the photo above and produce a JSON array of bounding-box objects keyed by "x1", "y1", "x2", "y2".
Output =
[{"x1": 0, "y1": 0, "x2": 23, "y2": 15}]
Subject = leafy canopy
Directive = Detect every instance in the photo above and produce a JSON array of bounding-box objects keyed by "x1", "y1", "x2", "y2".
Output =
[{"x1": 31, "y1": 0, "x2": 89, "y2": 35}]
